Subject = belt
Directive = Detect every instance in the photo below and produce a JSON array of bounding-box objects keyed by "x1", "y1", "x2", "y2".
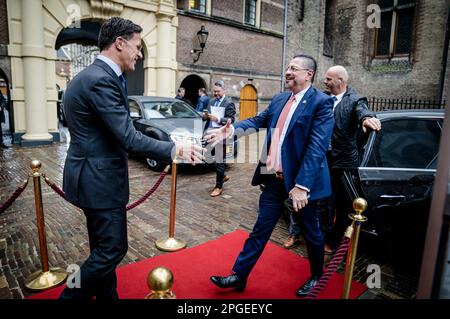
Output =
[{"x1": 275, "y1": 171, "x2": 284, "y2": 180}]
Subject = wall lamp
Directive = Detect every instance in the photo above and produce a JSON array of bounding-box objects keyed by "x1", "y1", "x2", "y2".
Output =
[{"x1": 191, "y1": 25, "x2": 209, "y2": 63}]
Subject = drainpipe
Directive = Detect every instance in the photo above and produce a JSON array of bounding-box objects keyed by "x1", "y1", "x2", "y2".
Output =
[{"x1": 281, "y1": 0, "x2": 288, "y2": 92}]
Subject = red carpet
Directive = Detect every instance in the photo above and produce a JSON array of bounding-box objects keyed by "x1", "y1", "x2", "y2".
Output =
[{"x1": 29, "y1": 230, "x2": 366, "y2": 299}]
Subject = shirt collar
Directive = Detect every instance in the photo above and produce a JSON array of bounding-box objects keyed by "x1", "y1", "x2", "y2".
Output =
[
  {"x1": 292, "y1": 85, "x2": 311, "y2": 102},
  {"x1": 97, "y1": 55, "x2": 123, "y2": 77},
  {"x1": 332, "y1": 91, "x2": 345, "y2": 103}
]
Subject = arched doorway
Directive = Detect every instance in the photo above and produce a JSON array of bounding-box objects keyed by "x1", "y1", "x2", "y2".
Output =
[
  {"x1": 55, "y1": 20, "x2": 144, "y2": 96},
  {"x1": 180, "y1": 74, "x2": 207, "y2": 108},
  {"x1": 239, "y1": 84, "x2": 257, "y2": 120}
]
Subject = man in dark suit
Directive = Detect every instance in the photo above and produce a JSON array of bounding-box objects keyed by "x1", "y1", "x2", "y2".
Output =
[
  {"x1": 0, "y1": 93, "x2": 8, "y2": 148},
  {"x1": 59, "y1": 17, "x2": 203, "y2": 299},
  {"x1": 206, "y1": 54, "x2": 334, "y2": 297},
  {"x1": 195, "y1": 87, "x2": 210, "y2": 112},
  {"x1": 203, "y1": 80, "x2": 236, "y2": 197}
]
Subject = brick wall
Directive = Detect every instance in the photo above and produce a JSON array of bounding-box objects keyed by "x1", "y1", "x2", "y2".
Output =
[
  {"x1": 212, "y1": 0, "x2": 243, "y2": 23},
  {"x1": 0, "y1": 0, "x2": 9, "y2": 44},
  {"x1": 260, "y1": 1, "x2": 284, "y2": 33},
  {"x1": 286, "y1": 0, "x2": 449, "y2": 100},
  {"x1": 177, "y1": 15, "x2": 283, "y2": 74}
]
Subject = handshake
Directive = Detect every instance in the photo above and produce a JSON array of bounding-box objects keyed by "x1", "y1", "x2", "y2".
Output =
[{"x1": 173, "y1": 119, "x2": 233, "y2": 165}]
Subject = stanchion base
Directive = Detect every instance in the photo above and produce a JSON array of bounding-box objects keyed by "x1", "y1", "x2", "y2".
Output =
[
  {"x1": 25, "y1": 268, "x2": 68, "y2": 291},
  {"x1": 155, "y1": 237, "x2": 187, "y2": 252}
]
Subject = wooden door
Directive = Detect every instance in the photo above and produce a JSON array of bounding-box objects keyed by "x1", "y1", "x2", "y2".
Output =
[{"x1": 239, "y1": 85, "x2": 257, "y2": 120}]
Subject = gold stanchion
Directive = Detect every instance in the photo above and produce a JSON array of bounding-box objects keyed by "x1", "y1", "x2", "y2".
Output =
[
  {"x1": 155, "y1": 161, "x2": 187, "y2": 252},
  {"x1": 25, "y1": 160, "x2": 68, "y2": 291},
  {"x1": 145, "y1": 266, "x2": 176, "y2": 299},
  {"x1": 342, "y1": 197, "x2": 368, "y2": 299}
]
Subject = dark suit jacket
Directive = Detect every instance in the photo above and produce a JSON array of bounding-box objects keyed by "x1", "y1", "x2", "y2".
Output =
[
  {"x1": 206, "y1": 96, "x2": 236, "y2": 126},
  {"x1": 0, "y1": 94, "x2": 6, "y2": 123},
  {"x1": 63, "y1": 59, "x2": 174, "y2": 209},
  {"x1": 234, "y1": 87, "x2": 334, "y2": 201}
]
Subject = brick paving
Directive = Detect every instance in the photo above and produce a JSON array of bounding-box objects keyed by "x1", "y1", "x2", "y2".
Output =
[{"x1": 0, "y1": 138, "x2": 417, "y2": 299}]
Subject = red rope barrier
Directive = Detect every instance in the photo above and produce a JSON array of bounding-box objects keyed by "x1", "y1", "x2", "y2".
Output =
[
  {"x1": 305, "y1": 236, "x2": 351, "y2": 299},
  {"x1": 126, "y1": 169, "x2": 168, "y2": 211},
  {"x1": 0, "y1": 178, "x2": 29, "y2": 215},
  {"x1": 43, "y1": 169, "x2": 169, "y2": 211}
]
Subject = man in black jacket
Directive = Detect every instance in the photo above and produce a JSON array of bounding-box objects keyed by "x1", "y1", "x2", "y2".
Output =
[
  {"x1": 322, "y1": 65, "x2": 381, "y2": 251},
  {"x1": 0, "y1": 93, "x2": 8, "y2": 148},
  {"x1": 59, "y1": 17, "x2": 203, "y2": 299}
]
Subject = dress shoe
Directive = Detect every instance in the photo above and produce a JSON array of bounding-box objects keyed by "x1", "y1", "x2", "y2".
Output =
[
  {"x1": 223, "y1": 175, "x2": 230, "y2": 183},
  {"x1": 296, "y1": 276, "x2": 320, "y2": 297},
  {"x1": 210, "y1": 187, "x2": 223, "y2": 197},
  {"x1": 210, "y1": 274, "x2": 246, "y2": 292},
  {"x1": 283, "y1": 235, "x2": 301, "y2": 249}
]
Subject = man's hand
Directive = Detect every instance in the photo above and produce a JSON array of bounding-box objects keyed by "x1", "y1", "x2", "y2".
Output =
[
  {"x1": 362, "y1": 117, "x2": 381, "y2": 133},
  {"x1": 208, "y1": 114, "x2": 218, "y2": 122},
  {"x1": 289, "y1": 187, "x2": 309, "y2": 212},
  {"x1": 204, "y1": 119, "x2": 233, "y2": 148},
  {"x1": 175, "y1": 141, "x2": 205, "y2": 165}
]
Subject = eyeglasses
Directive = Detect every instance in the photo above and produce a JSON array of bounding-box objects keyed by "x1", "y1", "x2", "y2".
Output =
[{"x1": 285, "y1": 65, "x2": 310, "y2": 73}]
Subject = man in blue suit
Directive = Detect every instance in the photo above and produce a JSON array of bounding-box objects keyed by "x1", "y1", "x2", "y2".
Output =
[
  {"x1": 59, "y1": 17, "x2": 203, "y2": 299},
  {"x1": 206, "y1": 54, "x2": 334, "y2": 297}
]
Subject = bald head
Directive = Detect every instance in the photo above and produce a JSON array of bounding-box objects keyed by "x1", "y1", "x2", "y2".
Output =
[{"x1": 324, "y1": 65, "x2": 348, "y2": 95}]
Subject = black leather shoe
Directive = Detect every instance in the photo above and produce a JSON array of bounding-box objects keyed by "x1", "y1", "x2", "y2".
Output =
[
  {"x1": 210, "y1": 274, "x2": 246, "y2": 292},
  {"x1": 296, "y1": 276, "x2": 319, "y2": 297}
]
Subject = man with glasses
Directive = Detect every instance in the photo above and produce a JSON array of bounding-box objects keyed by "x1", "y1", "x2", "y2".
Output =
[
  {"x1": 206, "y1": 54, "x2": 334, "y2": 297},
  {"x1": 60, "y1": 17, "x2": 203, "y2": 299}
]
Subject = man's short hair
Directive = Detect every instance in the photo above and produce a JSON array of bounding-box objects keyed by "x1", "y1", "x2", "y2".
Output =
[
  {"x1": 214, "y1": 80, "x2": 225, "y2": 88},
  {"x1": 98, "y1": 17, "x2": 143, "y2": 51},
  {"x1": 293, "y1": 54, "x2": 317, "y2": 82},
  {"x1": 199, "y1": 87, "x2": 207, "y2": 94}
]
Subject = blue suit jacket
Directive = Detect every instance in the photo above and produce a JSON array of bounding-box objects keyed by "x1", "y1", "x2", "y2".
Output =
[{"x1": 234, "y1": 87, "x2": 334, "y2": 201}]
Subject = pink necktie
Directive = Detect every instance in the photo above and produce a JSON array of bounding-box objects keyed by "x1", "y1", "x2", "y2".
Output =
[{"x1": 266, "y1": 95, "x2": 296, "y2": 172}]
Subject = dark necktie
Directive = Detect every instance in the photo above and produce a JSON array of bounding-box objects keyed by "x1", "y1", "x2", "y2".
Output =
[
  {"x1": 332, "y1": 96, "x2": 337, "y2": 102},
  {"x1": 119, "y1": 74, "x2": 127, "y2": 92}
]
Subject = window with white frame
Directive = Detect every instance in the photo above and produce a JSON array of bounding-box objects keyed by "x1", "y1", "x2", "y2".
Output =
[
  {"x1": 189, "y1": 0, "x2": 206, "y2": 14},
  {"x1": 244, "y1": 0, "x2": 257, "y2": 26}
]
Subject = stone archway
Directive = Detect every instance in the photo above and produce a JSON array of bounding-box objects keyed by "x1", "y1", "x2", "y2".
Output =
[
  {"x1": 6, "y1": 0, "x2": 178, "y2": 145},
  {"x1": 180, "y1": 74, "x2": 207, "y2": 108}
]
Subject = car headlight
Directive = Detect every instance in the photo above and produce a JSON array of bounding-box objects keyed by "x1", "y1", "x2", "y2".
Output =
[{"x1": 170, "y1": 134, "x2": 201, "y2": 146}]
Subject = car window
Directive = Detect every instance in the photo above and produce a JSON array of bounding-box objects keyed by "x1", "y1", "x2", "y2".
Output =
[
  {"x1": 128, "y1": 100, "x2": 142, "y2": 118},
  {"x1": 367, "y1": 118, "x2": 441, "y2": 169},
  {"x1": 142, "y1": 101, "x2": 199, "y2": 118}
]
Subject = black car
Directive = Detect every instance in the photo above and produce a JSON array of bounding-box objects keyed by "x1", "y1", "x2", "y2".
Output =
[
  {"x1": 128, "y1": 95, "x2": 237, "y2": 171},
  {"x1": 342, "y1": 109, "x2": 444, "y2": 274}
]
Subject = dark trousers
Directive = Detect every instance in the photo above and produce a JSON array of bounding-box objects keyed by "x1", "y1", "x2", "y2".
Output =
[
  {"x1": 59, "y1": 207, "x2": 128, "y2": 300},
  {"x1": 209, "y1": 144, "x2": 226, "y2": 189},
  {"x1": 232, "y1": 176, "x2": 324, "y2": 280},
  {"x1": 324, "y1": 168, "x2": 353, "y2": 249}
]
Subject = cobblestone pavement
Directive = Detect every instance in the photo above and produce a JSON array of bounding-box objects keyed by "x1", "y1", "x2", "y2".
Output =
[{"x1": 0, "y1": 137, "x2": 418, "y2": 299}]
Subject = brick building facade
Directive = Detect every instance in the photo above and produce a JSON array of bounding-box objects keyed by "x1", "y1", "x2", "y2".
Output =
[
  {"x1": 286, "y1": 0, "x2": 449, "y2": 101},
  {"x1": 176, "y1": 0, "x2": 285, "y2": 115}
]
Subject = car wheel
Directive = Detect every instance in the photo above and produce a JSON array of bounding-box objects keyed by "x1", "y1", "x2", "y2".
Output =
[{"x1": 145, "y1": 157, "x2": 166, "y2": 172}]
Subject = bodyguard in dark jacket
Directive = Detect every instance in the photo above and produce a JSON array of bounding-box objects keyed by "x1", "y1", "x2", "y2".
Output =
[
  {"x1": 331, "y1": 86, "x2": 375, "y2": 168},
  {"x1": 322, "y1": 65, "x2": 381, "y2": 251}
]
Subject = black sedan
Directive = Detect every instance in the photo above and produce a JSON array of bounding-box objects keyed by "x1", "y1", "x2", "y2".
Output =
[
  {"x1": 128, "y1": 95, "x2": 237, "y2": 171},
  {"x1": 342, "y1": 109, "x2": 444, "y2": 275}
]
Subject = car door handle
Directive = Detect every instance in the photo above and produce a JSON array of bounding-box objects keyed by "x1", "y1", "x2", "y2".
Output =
[{"x1": 380, "y1": 194, "x2": 406, "y2": 199}]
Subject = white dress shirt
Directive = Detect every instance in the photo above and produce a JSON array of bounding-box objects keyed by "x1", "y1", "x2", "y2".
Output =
[{"x1": 97, "y1": 55, "x2": 123, "y2": 78}]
